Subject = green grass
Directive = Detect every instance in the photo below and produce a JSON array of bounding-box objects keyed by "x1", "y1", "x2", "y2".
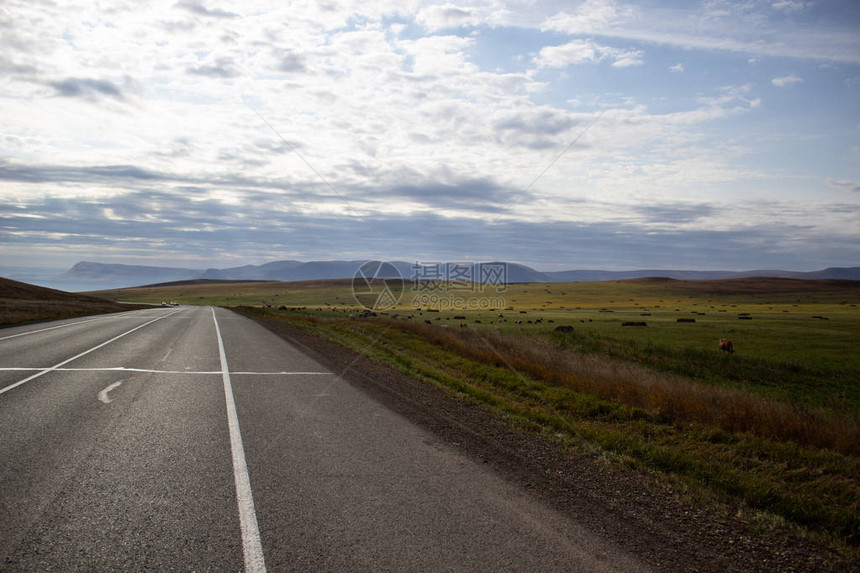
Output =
[
  {"x1": 236, "y1": 308, "x2": 860, "y2": 550},
  {"x1": 93, "y1": 278, "x2": 860, "y2": 412},
  {"x1": 544, "y1": 323, "x2": 859, "y2": 414},
  {"x1": 93, "y1": 278, "x2": 860, "y2": 409}
]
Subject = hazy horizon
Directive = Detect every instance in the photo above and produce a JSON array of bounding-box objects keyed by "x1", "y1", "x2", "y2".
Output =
[{"x1": 4, "y1": 257, "x2": 857, "y2": 276}]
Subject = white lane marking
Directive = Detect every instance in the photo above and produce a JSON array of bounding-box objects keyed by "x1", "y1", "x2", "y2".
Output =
[
  {"x1": 212, "y1": 307, "x2": 267, "y2": 573},
  {"x1": 0, "y1": 316, "x2": 106, "y2": 341},
  {"x1": 0, "y1": 367, "x2": 332, "y2": 376},
  {"x1": 160, "y1": 346, "x2": 174, "y2": 363},
  {"x1": 98, "y1": 380, "x2": 124, "y2": 404},
  {"x1": 0, "y1": 310, "x2": 180, "y2": 397},
  {"x1": 232, "y1": 371, "x2": 330, "y2": 376},
  {"x1": 0, "y1": 309, "x2": 180, "y2": 342}
]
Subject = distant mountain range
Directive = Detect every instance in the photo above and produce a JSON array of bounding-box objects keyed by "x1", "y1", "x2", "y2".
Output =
[{"x1": 6, "y1": 260, "x2": 853, "y2": 292}]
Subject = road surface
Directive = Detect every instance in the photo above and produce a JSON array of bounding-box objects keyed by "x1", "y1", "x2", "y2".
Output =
[{"x1": 0, "y1": 306, "x2": 648, "y2": 571}]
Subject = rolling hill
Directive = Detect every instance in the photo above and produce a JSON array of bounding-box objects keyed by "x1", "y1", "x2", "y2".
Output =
[
  {"x1": 11, "y1": 260, "x2": 860, "y2": 291},
  {"x1": 0, "y1": 277, "x2": 147, "y2": 326}
]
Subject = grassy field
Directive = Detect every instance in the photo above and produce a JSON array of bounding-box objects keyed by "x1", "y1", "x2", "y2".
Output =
[
  {"x1": 94, "y1": 276, "x2": 860, "y2": 551},
  {"x1": 96, "y1": 277, "x2": 860, "y2": 410},
  {"x1": 90, "y1": 279, "x2": 365, "y2": 309}
]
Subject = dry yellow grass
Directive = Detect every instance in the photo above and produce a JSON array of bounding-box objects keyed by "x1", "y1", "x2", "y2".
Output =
[{"x1": 391, "y1": 319, "x2": 860, "y2": 456}]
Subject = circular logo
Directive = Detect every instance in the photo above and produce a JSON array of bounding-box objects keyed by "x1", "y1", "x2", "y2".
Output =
[{"x1": 352, "y1": 261, "x2": 403, "y2": 311}]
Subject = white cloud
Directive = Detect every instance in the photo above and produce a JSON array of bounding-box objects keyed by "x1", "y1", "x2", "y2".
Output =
[
  {"x1": 0, "y1": 0, "x2": 856, "y2": 270},
  {"x1": 542, "y1": 0, "x2": 631, "y2": 34},
  {"x1": 416, "y1": 4, "x2": 480, "y2": 30},
  {"x1": 415, "y1": 2, "x2": 511, "y2": 31},
  {"x1": 535, "y1": 39, "x2": 642, "y2": 68},
  {"x1": 772, "y1": 74, "x2": 803, "y2": 87},
  {"x1": 771, "y1": 1, "x2": 809, "y2": 13},
  {"x1": 827, "y1": 179, "x2": 860, "y2": 193},
  {"x1": 541, "y1": 1, "x2": 860, "y2": 64}
]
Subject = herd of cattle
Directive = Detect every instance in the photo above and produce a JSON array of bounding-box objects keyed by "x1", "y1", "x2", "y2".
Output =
[{"x1": 337, "y1": 307, "x2": 738, "y2": 354}]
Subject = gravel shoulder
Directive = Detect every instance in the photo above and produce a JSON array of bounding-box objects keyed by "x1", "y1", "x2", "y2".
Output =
[{"x1": 245, "y1": 312, "x2": 855, "y2": 572}]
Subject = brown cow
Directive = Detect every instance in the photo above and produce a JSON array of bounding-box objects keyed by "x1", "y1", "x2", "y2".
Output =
[{"x1": 718, "y1": 338, "x2": 734, "y2": 353}]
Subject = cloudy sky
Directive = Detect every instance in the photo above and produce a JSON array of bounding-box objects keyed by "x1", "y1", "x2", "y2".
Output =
[{"x1": 1, "y1": 0, "x2": 859, "y2": 272}]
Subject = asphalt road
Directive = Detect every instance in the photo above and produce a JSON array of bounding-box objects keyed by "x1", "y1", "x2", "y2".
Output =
[{"x1": 0, "y1": 306, "x2": 649, "y2": 571}]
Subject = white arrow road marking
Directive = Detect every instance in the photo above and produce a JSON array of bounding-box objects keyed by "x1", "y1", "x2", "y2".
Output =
[{"x1": 98, "y1": 380, "x2": 125, "y2": 404}]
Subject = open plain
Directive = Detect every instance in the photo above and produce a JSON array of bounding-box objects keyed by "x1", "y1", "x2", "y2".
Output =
[
  {"x1": 1, "y1": 276, "x2": 857, "y2": 570},
  {"x1": 84, "y1": 276, "x2": 860, "y2": 568}
]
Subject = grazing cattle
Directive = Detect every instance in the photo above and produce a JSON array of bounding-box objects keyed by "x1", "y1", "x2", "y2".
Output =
[
  {"x1": 460, "y1": 322, "x2": 467, "y2": 328},
  {"x1": 555, "y1": 325, "x2": 573, "y2": 333},
  {"x1": 718, "y1": 338, "x2": 734, "y2": 354}
]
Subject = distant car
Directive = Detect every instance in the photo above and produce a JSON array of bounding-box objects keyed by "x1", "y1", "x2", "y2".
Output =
[
  {"x1": 161, "y1": 302, "x2": 169, "y2": 307},
  {"x1": 170, "y1": 301, "x2": 180, "y2": 307}
]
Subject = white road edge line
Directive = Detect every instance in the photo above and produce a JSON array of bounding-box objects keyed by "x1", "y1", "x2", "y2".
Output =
[
  {"x1": 212, "y1": 307, "x2": 267, "y2": 573},
  {"x1": 0, "y1": 310, "x2": 180, "y2": 397}
]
